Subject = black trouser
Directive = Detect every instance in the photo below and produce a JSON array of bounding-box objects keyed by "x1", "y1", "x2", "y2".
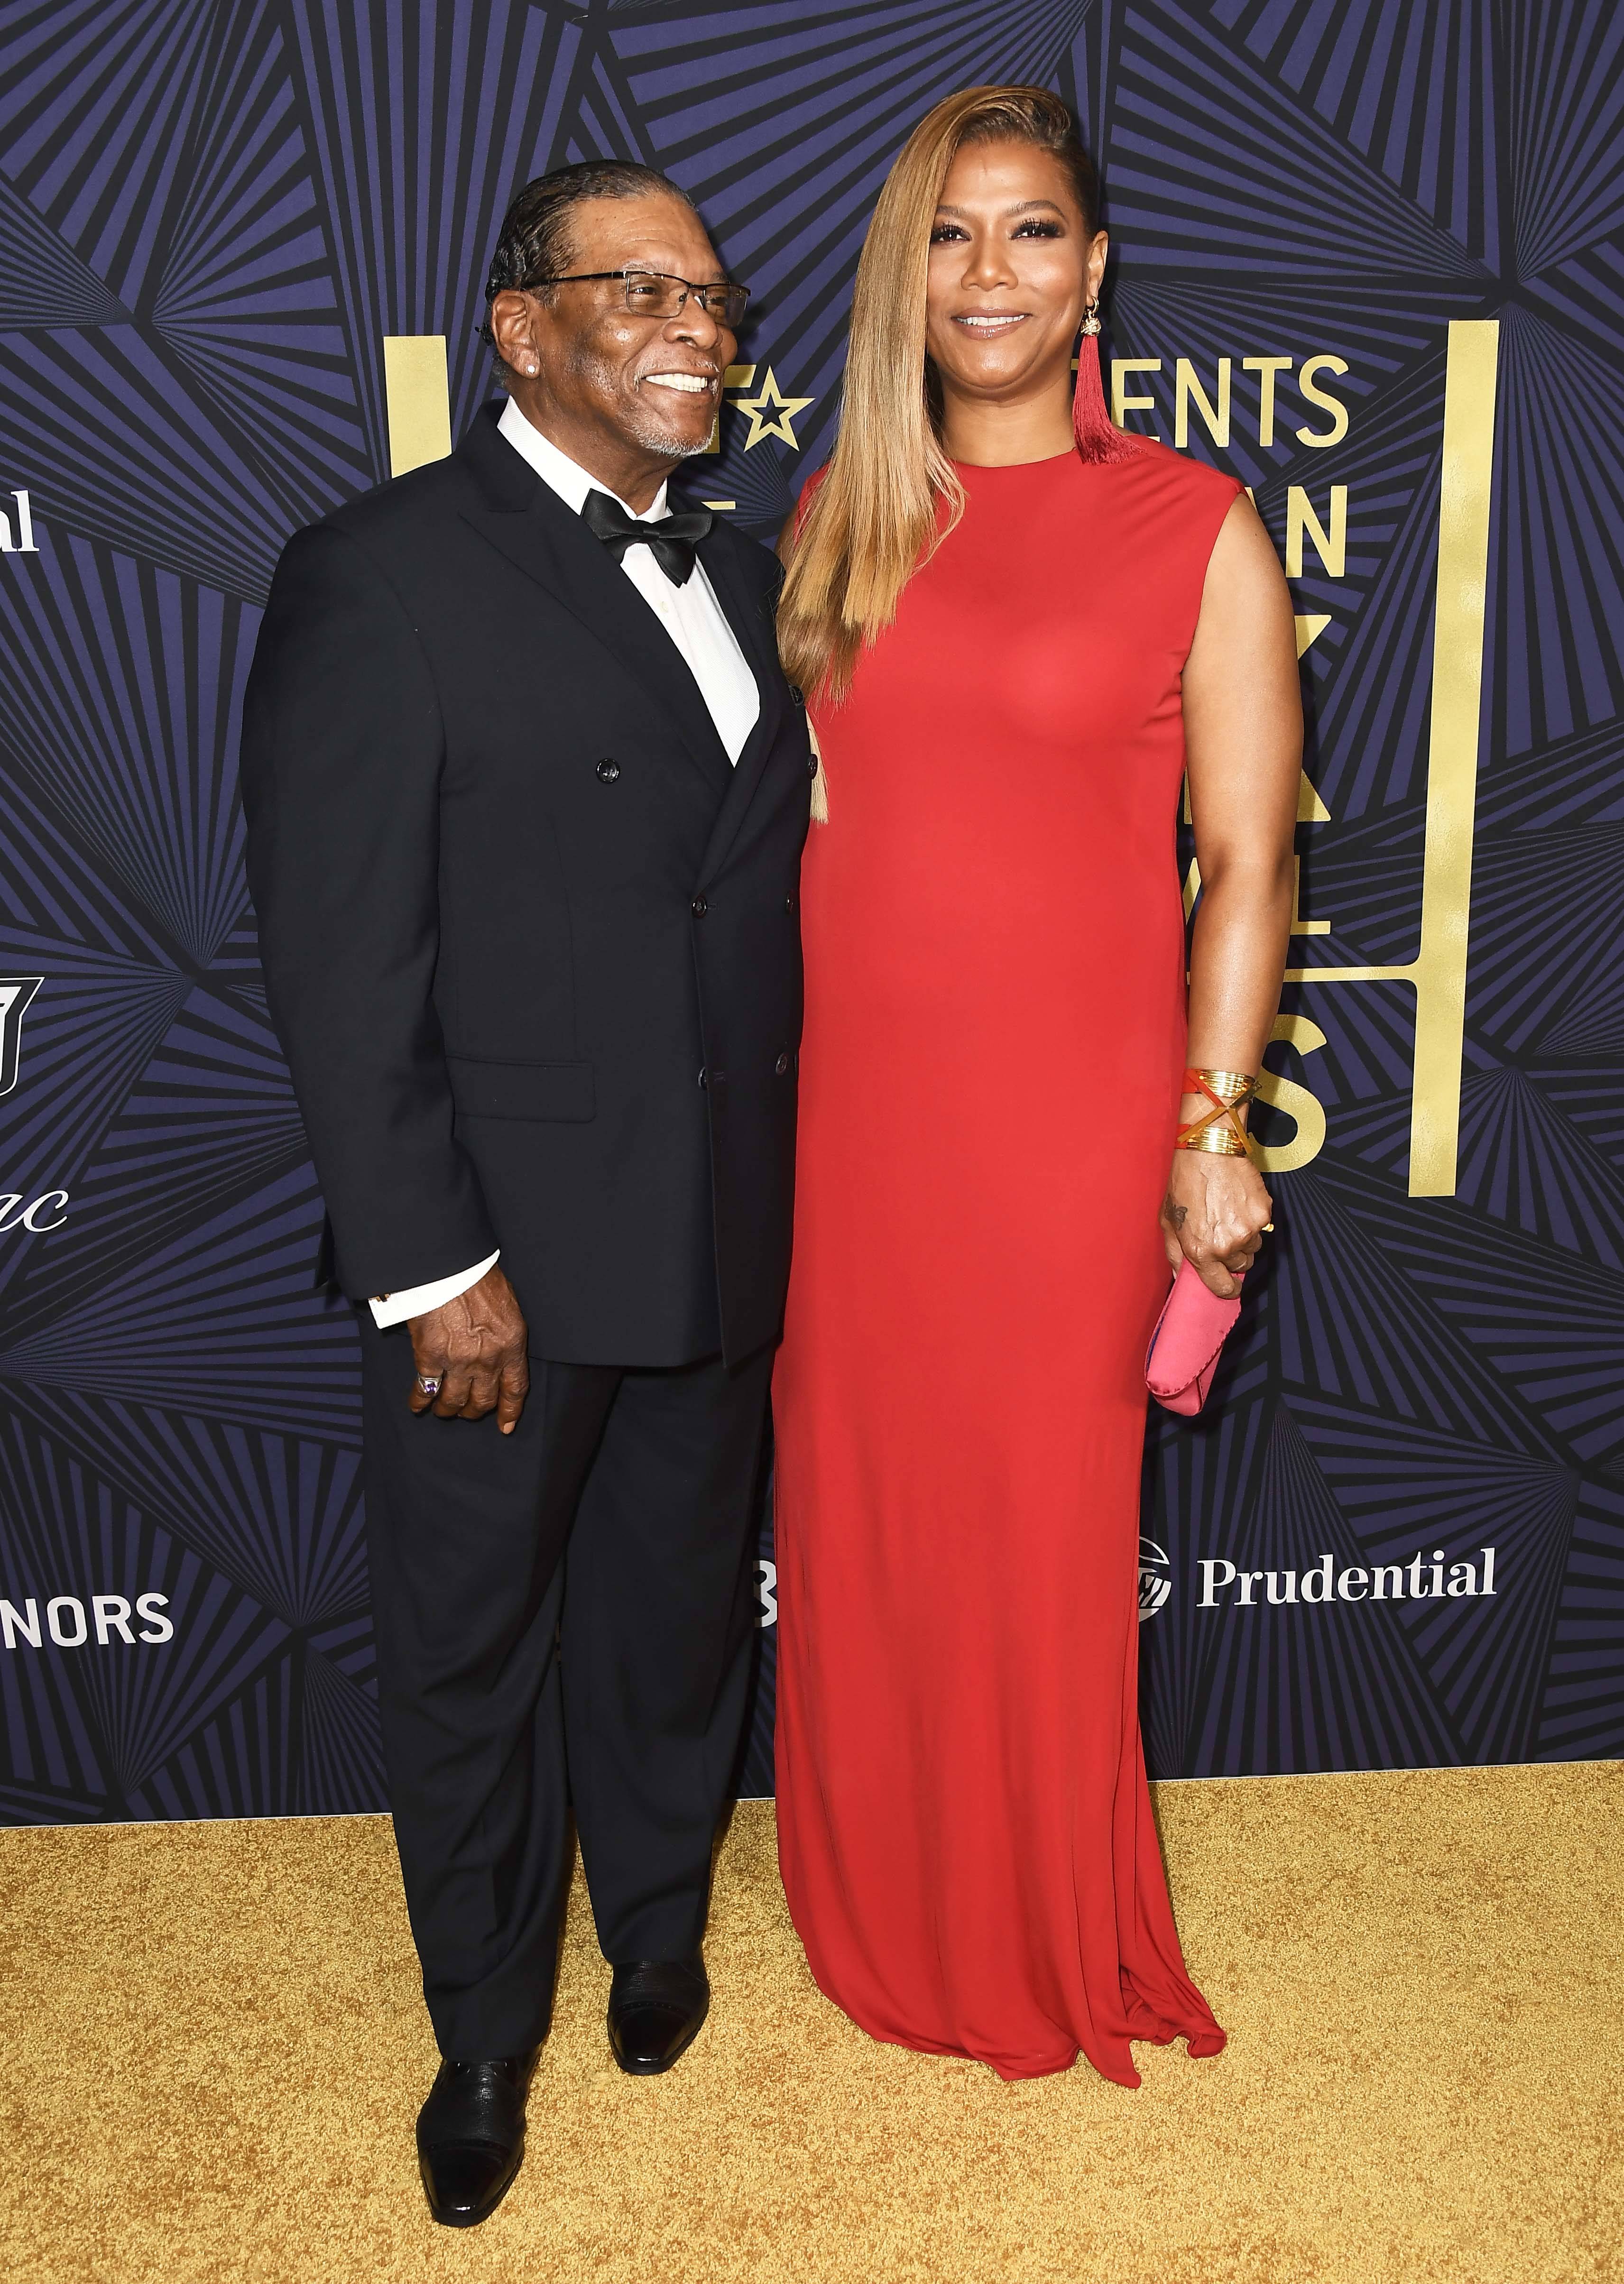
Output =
[{"x1": 360, "y1": 1319, "x2": 773, "y2": 2059}]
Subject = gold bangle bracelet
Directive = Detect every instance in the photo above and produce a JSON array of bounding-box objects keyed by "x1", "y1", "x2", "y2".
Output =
[
  {"x1": 1185, "y1": 1068, "x2": 1255, "y2": 1103},
  {"x1": 1175, "y1": 1124, "x2": 1250, "y2": 1157}
]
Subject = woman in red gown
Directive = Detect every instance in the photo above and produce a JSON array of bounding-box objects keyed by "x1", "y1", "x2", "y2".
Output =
[{"x1": 771, "y1": 88, "x2": 1301, "y2": 2086}]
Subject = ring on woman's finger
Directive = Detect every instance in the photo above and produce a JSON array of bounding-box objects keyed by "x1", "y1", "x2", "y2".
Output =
[
  {"x1": 1262, "y1": 1223, "x2": 1274, "y2": 1234},
  {"x1": 416, "y1": 1373, "x2": 442, "y2": 1397}
]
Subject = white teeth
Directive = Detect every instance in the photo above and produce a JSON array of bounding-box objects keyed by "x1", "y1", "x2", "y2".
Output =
[
  {"x1": 644, "y1": 372, "x2": 712, "y2": 393},
  {"x1": 957, "y1": 313, "x2": 1025, "y2": 329}
]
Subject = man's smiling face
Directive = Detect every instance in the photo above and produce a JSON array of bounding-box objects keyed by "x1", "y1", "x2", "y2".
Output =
[{"x1": 506, "y1": 191, "x2": 736, "y2": 470}]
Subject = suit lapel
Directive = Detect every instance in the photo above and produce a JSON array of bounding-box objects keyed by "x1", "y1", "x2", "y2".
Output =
[
  {"x1": 454, "y1": 409, "x2": 731, "y2": 796},
  {"x1": 692, "y1": 521, "x2": 788, "y2": 886}
]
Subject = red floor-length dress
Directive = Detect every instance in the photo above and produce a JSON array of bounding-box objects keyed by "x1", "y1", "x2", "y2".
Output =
[{"x1": 772, "y1": 442, "x2": 1241, "y2": 2086}]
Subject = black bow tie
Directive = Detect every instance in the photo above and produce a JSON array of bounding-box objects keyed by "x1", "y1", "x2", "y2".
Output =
[{"x1": 581, "y1": 488, "x2": 713, "y2": 587}]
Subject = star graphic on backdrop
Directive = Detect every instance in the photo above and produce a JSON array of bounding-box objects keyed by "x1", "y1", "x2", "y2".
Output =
[{"x1": 732, "y1": 367, "x2": 814, "y2": 450}]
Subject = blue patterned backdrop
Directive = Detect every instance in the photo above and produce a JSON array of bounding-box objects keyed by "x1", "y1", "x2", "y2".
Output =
[{"x1": 0, "y1": 0, "x2": 1619, "y2": 1822}]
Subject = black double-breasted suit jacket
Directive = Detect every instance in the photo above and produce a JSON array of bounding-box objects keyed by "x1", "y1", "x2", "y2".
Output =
[{"x1": 241, "y1": 401, "x2": 812, "y2": 1366}]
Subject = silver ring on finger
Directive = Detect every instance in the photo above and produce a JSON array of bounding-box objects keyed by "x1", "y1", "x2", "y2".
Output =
[{"x1": 416, "y1": 1373, "x2": 442, "y2": 1397}]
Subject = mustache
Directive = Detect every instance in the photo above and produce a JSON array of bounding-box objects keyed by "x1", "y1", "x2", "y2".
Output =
[{"x1": 635, "y1": 358, "x2": 722, "y2": 379}]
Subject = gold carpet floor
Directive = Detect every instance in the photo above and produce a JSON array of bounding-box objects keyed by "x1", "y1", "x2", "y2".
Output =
[{"x1": 0, "y1": 1763, "x2": 1618, "y2": 2284}]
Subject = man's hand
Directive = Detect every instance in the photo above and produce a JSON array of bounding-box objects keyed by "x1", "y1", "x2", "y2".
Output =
[
  {"x1": 407, "y1": 1265, "x2": 530, "y2": 1433},
  {"x1": 1160, "y1": 1150, "x2": 1273, "y2": 1299}
]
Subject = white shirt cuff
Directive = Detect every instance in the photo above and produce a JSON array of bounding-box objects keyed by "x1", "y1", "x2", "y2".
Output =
[{"x1": 369, "y1": 1251, "x2": 500, "y2": 1327}]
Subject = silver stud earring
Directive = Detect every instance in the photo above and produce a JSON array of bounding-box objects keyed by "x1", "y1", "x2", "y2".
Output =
[{"x1": 525, "y1": 359, "x2": 539, "y2": 375}]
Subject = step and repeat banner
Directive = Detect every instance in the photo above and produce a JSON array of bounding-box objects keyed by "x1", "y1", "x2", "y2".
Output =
[{"x1": 0, "y1": 1, "x2": 1619, "y2": 1822}]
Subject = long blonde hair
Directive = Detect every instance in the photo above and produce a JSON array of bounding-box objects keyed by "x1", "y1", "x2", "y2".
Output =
[{"x1": 778, "y1": 86, "x2": 1100, "y2": 709}]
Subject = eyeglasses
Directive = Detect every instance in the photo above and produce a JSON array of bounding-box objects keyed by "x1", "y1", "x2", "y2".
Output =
[{"x1": 522, "y1": 266, "x2": 750, "y2": 330}]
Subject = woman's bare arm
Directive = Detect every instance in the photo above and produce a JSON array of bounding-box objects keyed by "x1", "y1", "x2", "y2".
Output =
[{"x1": 1163, "y1": 493, "x2": 1301, "y2": 1296}]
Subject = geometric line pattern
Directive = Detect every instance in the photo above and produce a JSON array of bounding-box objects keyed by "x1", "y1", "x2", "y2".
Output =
[{"x1": 0, "y1": 0, "x2": 1619, "y2": 1823}]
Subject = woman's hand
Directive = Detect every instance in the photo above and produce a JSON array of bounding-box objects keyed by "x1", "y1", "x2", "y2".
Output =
[{"x1": 1160, "y1": 1150, "x2": 1273, "y2": 1298}]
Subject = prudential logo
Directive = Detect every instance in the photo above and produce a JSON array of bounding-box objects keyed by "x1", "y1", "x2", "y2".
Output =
[
  {"x1": 1138, "y1": 1538, "x2": 1172, "y2": 1619},
  {"x1": 1197, "y1": 1547, "x2": 1498, "y2": 1608}
]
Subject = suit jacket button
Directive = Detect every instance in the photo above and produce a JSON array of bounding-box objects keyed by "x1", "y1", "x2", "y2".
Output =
[
  {"x1": 805, "y1": 751, "x2": 818, "y2": 779},
  {"x1": 774, "y1": 1050, "x2": 791, "y2": 1075},
  {"x1": 691, "y1": 893, "x2": 707, "y2": 916},
  {"x1": 788, "y1": 685, "x2": 805, "y2": 707},
  {"x1": 698, "y1": 1067, "x2": 708, "y2": 1088},
  {"x1": 596, "y1": 757, "x2": 620, "y2": 782}
]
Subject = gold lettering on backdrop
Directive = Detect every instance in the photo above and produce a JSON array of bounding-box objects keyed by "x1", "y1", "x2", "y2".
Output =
[
  {"x1": 1111, "y1": 358, "x2": 1162, "y2": 430},
  {"x1": 1175, "y1": 358, "x2": 1230, "y2": 449},
  {"x1": 1115, "y1": 356, "x2": 1347, "y2": 448},
  {"x1": 1243, "y1": 356, "x2": 1292, "y2": 446},
  {"x1": 1290, "y1": 856, "x2": 1329, "y2": 936},
  {"x1": 378, "y1": 321, "x2": 1495, "y2": 1197},
  {"x1": 732, "y1": 368, "x2": 816, "y2": 450},
  {"x1": 382, "y1": 336, "x2": 452, "y2": 474},
  {"x1": 1294, "y1": 354, "x2": 1350, "y2": 446},
  {"x1": 1255, "y1": 1014, "x2": 1328, "y2": 1173},
  {"x1": 1296, "y1": 770, "x2": 1331, "y2": 822},
  {"x1": 704, "y1": 365, "x2": 757, "y2": 451},
  {"x1": 1287, "y1": 488, "x2": 1346, "y2": 579},
  {"x1": 378, "y1": 347, "x2": 804, "y2": 473},
  {"x1": 1283, "y1": 320, "x2": 1499, "y2": 1197}
]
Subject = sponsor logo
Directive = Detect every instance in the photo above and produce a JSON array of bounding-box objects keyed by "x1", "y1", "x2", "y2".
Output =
[
  {"x1": 1197, "y1": 1548, "x2": 1498, "y2": 1607},
  {"x1": 1, "y1": 1593, "x2": 173, "y2": 1648},
  {"x1": 0, "y1": 976, "x2": 41, "y2": 1096},
  {"x1": 0, "y1": 489, "x2": 39, "y2": 553},
  {"x1": 1139, "y1": 1538, "x2": 1172, "y2": 1619},
  {"x1": 0, "y1": 1189, "x2": 68, "y2": 1231}
]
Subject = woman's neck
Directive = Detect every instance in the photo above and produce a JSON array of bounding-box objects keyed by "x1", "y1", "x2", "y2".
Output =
[{"x1": 939, "y1": 375, "x2": 1076, "y2": 466}]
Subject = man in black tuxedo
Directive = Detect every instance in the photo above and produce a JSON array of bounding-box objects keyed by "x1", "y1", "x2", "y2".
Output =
[{"x1": 240, "y1": 161, "x2": 810, "y2": 2227}]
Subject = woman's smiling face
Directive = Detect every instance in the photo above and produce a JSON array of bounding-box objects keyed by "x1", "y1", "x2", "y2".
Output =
[{"x1": 924, "y1": 140, "x2": 1107, "y2": 414}]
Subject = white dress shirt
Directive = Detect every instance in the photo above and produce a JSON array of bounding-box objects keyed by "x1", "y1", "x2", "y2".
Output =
[{"x1": 370, "y1": 401, "x2": 761, "y2": 1329}]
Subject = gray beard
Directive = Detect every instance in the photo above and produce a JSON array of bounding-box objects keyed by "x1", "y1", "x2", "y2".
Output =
[{"x1": 571, "y1": 342, "x2": 694, "y2": 462}]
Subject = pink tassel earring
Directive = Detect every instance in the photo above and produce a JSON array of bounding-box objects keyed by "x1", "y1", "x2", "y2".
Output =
[{"x1": 1072, "y1": 299, "x2": 1137, "y2": 464}]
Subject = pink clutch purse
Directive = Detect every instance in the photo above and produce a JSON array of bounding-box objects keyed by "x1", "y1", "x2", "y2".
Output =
[{"x1": 1144, "y1": 1261, "x2": 1244, "y2": 1416}]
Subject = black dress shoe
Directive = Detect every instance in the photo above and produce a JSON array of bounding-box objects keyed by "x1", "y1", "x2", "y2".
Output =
[
  {"x1": 416, "y1": 2050, "x2": 538, "y2": 2228},
  {"x1": 607, "y1": 1956, "x2": 710, "y2": 2075}
]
